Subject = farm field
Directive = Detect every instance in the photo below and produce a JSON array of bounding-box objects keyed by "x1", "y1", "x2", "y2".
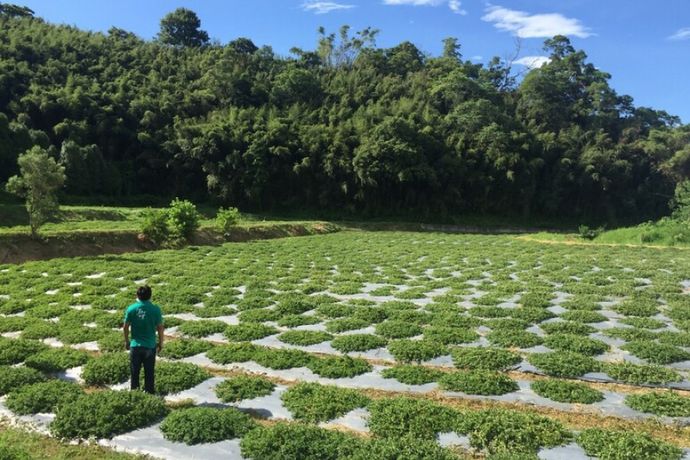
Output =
[{"x1": 1, "y1": 230, "x2": 690, "y2": 459}]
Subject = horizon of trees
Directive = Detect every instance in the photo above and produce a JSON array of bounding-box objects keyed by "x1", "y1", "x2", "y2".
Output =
[{"x1": 1, "y1": 4, "x2": 688, "y2": 223}]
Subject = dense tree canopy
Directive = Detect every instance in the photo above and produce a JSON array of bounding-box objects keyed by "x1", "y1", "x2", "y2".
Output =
[{"x1": 0, "y1": 6, "x2": 686, "y2": 221}]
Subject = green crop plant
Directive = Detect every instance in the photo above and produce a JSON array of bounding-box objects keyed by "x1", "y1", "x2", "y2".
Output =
[
  {"x1": 160, "y1": 406, "x2": 257, "y2": 445},
  {"x1": 281, "y1": 382, "x2": 370, "y2": 423},
  {"x1": 439, "y1": 370, "x2": 519, "y2": 395},
  {"x1": 6, "y1": 380, "x2": 84, "y2": 415},
  {"x1": 531, "y1": 379, "x2": 604, "y2": 404},
  {"x1": 381, "y1": 364, "x2": 443, "y2": 385},
  {"x1": 451, "y1": 347, "x2": 522, "y2": 371}
]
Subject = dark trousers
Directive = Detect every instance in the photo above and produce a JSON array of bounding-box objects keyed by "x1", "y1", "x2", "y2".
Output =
[{"x1": 130, "y1": 346, "x2": 156, "y2": 394}]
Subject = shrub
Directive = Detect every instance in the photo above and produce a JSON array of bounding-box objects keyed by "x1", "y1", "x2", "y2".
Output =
[
  {"x1": 486, "y1": 329, "x2": 543, "y2": 348},
  {"x1": 240, "y1": 422, "x2": 357, "y2": 460},
  {"x1": 331, "y1": 334, "x2": 387, "y2": 353},
  {"x1": 215, "y1": 375, "x2": 276, "y2": 403},
  {"x1": 225, "y1": 323, "x2": 278, "y2": 341},
  {"x1": 367, "y1": 397, "x2": 458, "y2": 440},
  {"x1": 604, "y1": 362, "x2": 682, "y2": 385},
  {"x1": 159, "y1": 338, "x2": 214, "y2": 359},
  {"x1": 540, "y1": 321, "x2": 595, "y2": 335},
  {"x1": 307, "y1": 355, "x2": 372, "y2": 378},
  {"x1": 451, "y1": 347, "x2": 522, "y2": 371},
  {"x1": 160, "y1": 406, "x2": 256, "y2": 445},
  {"x1": 81, "y1": 353, "x2": 130, "y2": 385},
  {"x1": 578, "y1": 225, "x2": 603, "y2": 240},
  {"x1": 177, "y1": 320, "x2": 227, "y2": 338},
  {"x1": 531, "y1": 379, "x2": 604, "y2": 404},
  {"x1": 381, "y1": 365, "x2": 443, "y2": 385},
  {"x1": 439, "y1": 370, "x2": 518, "y2": 395},
  {"x1": 253, "y1": 348, "x2": 313, "y2": 370},
  {"x1": 141, "y1": 208, "x2": 169, "y2": 245},
  {"x1": 0, "y1": 338, "x2": 47, "y2": 365},
  {"x1": 167, "y1": 198, "x2": 200, "y2": 240},
  {"x1": 216, "y1": 207, "x2": 241, "y2": 233},
  {"x1": 0, "y1": 366, "x2": 47, "y2": 395},
  {"x1": 527, "y1": 351, "x2": 599, "y2": 377},
  {"x1": 577, "y1": 428, "x2": 682, "y2": 460},
  {"x1": 543, "y1": 334, "x2": 609, "y2": 356},
  {"x1": 388, "y1": 339, "x2": 447, "y2": 363},
  {"x1": 24, "y1": 347, "x2": 90, "y2": 372},
  {"x1": 625, "y1": 391, "x2": 690, "y2": 417},
  {"x1": 466, "y1": 408, "x2": 571, "y2": 454},
  {"x1": 50, "y1": 390, "x2": 168, "y2": 439},
  {"x1": 277, "y1": 330, "x2": 333, "y2": 346},
  {"x1": 622, "y1": 341, "x2": 690, "y2": 364},
  {"x1": 207, "y1": 343, "x2": 259, "y2": 364},
  {"x1": 154, "y1": 362, "x2": 210, "y2": 395},
  {"x1": 375, "y1": 320, "x2": 422, "y2": 339},
  {"x1": 6, "y1": 380, "x2": 84, "y2": 415},
  {"x1": 422, "y1": 326, "x2": 478, "y2": 344},
  {"x1": 281, "y1": 382, "x2": 370, "y2": 423}
]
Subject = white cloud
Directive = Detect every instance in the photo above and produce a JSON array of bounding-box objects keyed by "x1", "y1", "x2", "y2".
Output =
[
  {"x1": 301, "y1": 1, "x2": 355, "y2": 14},
  {"x1": 669, "y1": 27, "x2": 690, "y2": 40},
  {"x1": 513, "y1": 55, "x2": 551, "y2": 69},
  {"x1": 471, "y1": 55, "x2": 483, "y2": 61},
  {"x1": 383, "y1": 0, "x2": 466, "y2": 15},
  {"x1": 482, "y1": 5, "x2": 592, "y2": 38}
]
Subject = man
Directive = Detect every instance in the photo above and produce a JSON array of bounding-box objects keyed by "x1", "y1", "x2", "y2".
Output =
[{"x1": 123, "y1": 285, "x2": 164, "y2": 394}]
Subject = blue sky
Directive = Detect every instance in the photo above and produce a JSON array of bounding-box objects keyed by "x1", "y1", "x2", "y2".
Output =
[{"x1": 19, "y1": 0, "x2": 690, "y2": 122}]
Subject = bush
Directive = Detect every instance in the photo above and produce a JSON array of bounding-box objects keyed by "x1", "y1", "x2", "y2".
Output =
[
  {"x1": 367, "y1": 397, "x2": 458, "y2": 440},
  {"x1": 50, "y1": 390, "x2": 168, "y2": 439},
  {"x1": 207, "y1": 343, "x2": 259, "y2": 364},
  {"x1": 0, "y1": 366, "x2": 47, "y2": 395},
  {"x1": 240, "y1": 422, "x2": 357, "y2": 460},
  {"x1": 216, "y1": 207, "x2": 241, "y2": 233},
  {"x1": 225, "y1": 323, "x2": 278, "y2": 341},
  {"x1": 215, "y1": 375, "x2": 276, "y2": 403},
  {"x1": 625, "y1": 391, "x2": 690, "y2": 417},
  {"x1": 167, "y1": 198, "x2": 200, "y2": 240},
  {"x1": 141, "y1": 208, "x2": 169, "y2": 245},
  {"x1": 0, "y1": 338, "x2": 47, "y2": 365},
  {"x1": 375, "y1": 320, "x2": 422, "y2": 339},
  {"x1": 160, "y1": 406, "x2": 256, "y2": 445},
  {"x1": 281, "y1": 382, "x2": 370, "y2": 423},
  {"x1": 451, "y1": 347, "x2": 522, "y2": 371},
  {"x1": 6, "y1": 380, "x2": 84, "y2": 415},
  {"x1": 307, "y1": 355, "x2": 372, "y2": 378},
  {"x1": 388, "y1": 339, "x2": 448, "y2": 363},
  {"x1": 578, "y1": 225, "x2": 604, "y2": 240},
  {"x1": 577, "y1": 428, "x2": 682, "y2": 460},
  {"x1": 622, "y1": 341, "x2": 690, "y2": 364},
  {"x1": 177, "y1": 320, "x2": 228, "y2": 338},
  {"x1": 439, "y1": 370, "x2": 519, "y2": 395},
  {"x1": 154, "y1": 362, "x2": 210, "y2": 395},
  {"x1": 159, "y1": 338, "x2": 214, "y2": 359},
  {"x1": 277, "y1": 330, "x2": 333, "y2": 346},
  {"x1": 381, "y1": 365, "x2": 443, "y2": 385},
  {"x1": 604, "y1": 362, "x2": 682, "y2": 385},
  {"x1": 81, "y1": 352, "x2": 130, "y2": 385},
  {"x1": 24, "y1": 347, "x2": 90, "y2": 372},
  {"x1": 253, "y1": 348, "x2": 313, "y2": 370},
  {"x1": 486, "y1": 329, "x2": 543, "y2": 348},
  {"x1": 531, "y1": 379, "x2": 604, "y2": 404},
  {"x1": 527, "y1": 351, "x2": 599, "y2": 377},
  {"x1": 543, "y1": 334, "x2": 609, "y2": 356},
  {"x1": 331, "y1": 334, "x2": 387, "y2": 353}
]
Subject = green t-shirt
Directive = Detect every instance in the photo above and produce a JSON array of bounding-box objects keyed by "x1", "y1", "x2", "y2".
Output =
[{"x1": 124, "y1": 300, "x2": 163, "y2": 348}]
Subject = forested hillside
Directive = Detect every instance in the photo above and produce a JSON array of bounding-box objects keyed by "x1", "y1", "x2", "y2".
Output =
[{"x1": 1, "y1": 4, "x2": 688, "y2": 221}]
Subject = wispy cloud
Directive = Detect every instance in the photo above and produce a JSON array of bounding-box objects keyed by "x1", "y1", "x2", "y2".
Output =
[
  {"x1": 482, "y1": 5, "x2": 592, "y2": 38},
  {"x1": 383, "y1": 0, "x2": 466, "y2": 15},
  {"x1": 669, "y1": 27, "x2": 690, "y2": 40},
  {"x1": 301, "y1": 1, "x2": 355, "y2": 14},
  {"x1": 514, "y1": 56, "x2": 551, "y2": 69}
]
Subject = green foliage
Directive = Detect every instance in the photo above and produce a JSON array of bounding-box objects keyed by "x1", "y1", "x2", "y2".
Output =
[
  {"x1": 578, "y1": 225, "x2": 604, "y2": 240},
  {"x1": 207, "y1": 343, "x2": 259, "y2": 364},
  {"x1": 166, "y1": 198, "x2": 201, "y2": 240},
  {"x1": 623, "y1": 340, "x2": 690, "y2": 364},
  {"x1": 330, "y1": 334, "x2": 387, "y2": 352},
  {"x1": 277, "y1": 330, "x2": 333, "y2": 346},
  {"x1": 543, "y1": 334, "x2": 609, "y2": 356},
  {"x1": 531, "y1": 379, "x2": 604, "y2": 404},
  {"x1": 253, "y1": 348, "x2": 313, "y2": 370},
  {"x1": 527, "y1": 351, "x2": 600, "y2": 377},
  {"x1": 540, "y1": 321, "x2": 594, "y2": 335},
  {"x1": 160, "y1": 407, "x2": 256, "y2": 445},
  {"x1": 604, "y1": 362, "x2": 682, "y2": 385},
  {"x1": 0, "y1": 338, "x2": 47, "y2": 365},
  {"x1": 159, "y1": 338, "x2": 213, "y2": 359},
  {"x1": 216, "y1": 207, "x2": 241, "y2": 233},
  {"x1": 625, "y1": 391, "x2": 690, "y2": 417},
  {"x1": 381, "y1": 365, "x2": 443, "y2": 385},
  {"x1": 158, "y1": 7, "x2": 209, "y2": 47},
  {"x1": 177, "y1": 319, "x2": 227, "y2": 338},
  {"x1": 451, "y1": 347, "x2": 522, "y2": 371},
  {"x1": 50, "y1": 390, "x2": 168, "y2": 439},
  {"x1": 367, "y1": 397, "x2": 458, "y2": 440},
  {"x1": 422, "y1": 326, "x2": 478, "y2": 344},
  {"x1": 281, "y1": 382, "x2": 370, "y2": 423},
  {"x1": 153, "y1": 362, "x2": 210, "y2": 395},
  {"x1": 486, "y1": 329, "x2": 543, "y2": 348},
  {"x1": 215, "y1": 375, "x2": 276, "y2": 402},
  {"x1": 141, "y1": 209, "x2": 169, "y2": 246},
  {"x1": 387, "y1": 339, "x2": 448, "y2": 363},
  {"x1": 225, "y1": 323, "x2": 278, "y2": 341},
  {"x1": 24, "y1": 347, "x2": 90, "y2": 372},
  {"x1": 307, "y1": 355, "x2": 372, "y2": 378},
  {"x1": 0, "y1": 365, "x2": 47, "y2": 395},
  {"x1": 81, "y1": 353, "x2": 130, "y2": 385},
  {"x1": 5, "y1": 146, "x2": 65, "y2": 236},
  {"x1": 375, "y1": 320, "x2": 422, "y2": 339},
  {"x1": 560, "y1": 310, "x2": 607, "y2": 323},
  {"x1": 439, "y1": 370, "x2": 519, "y2": 395},
  {"x1": 577, "y1": 428, "x2": 682, "y2": 460},
  {"x1": 6, "y1": 380, "x2": 84, "y2": 415}
]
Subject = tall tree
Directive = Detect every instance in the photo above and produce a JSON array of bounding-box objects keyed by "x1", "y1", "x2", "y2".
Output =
[{"x1": 158, "y1": 8, "x2": 209, "y2": 47}]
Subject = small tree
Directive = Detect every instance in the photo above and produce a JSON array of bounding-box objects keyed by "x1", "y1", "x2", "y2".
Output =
[
  {"x1": 5, "y1": 146, "x2": 65, "y2": 236},
  {"x1": 167, "y1": 198, "x2": 200, "y2": 241},
  {"x1": 671, "y1": 180, "x2": 690, "y2": 221}
]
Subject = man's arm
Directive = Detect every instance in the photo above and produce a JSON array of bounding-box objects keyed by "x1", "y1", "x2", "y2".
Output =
[
  {"x1": 156, "y1": 323, "x2": 164, "y2": 353},
  {"x1": 123, "y1": 322, "x2": 131, "y2": 350}
]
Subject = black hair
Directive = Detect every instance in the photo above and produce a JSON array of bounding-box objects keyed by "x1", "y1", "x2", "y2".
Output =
[{"x1": 136, "y1": 285, "x2": 152, "y2": 301}]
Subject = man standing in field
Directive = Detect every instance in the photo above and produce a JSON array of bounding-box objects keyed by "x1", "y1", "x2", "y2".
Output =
[{"x1": 123, "y1": 285, "x2": 164, "y2": 394}]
